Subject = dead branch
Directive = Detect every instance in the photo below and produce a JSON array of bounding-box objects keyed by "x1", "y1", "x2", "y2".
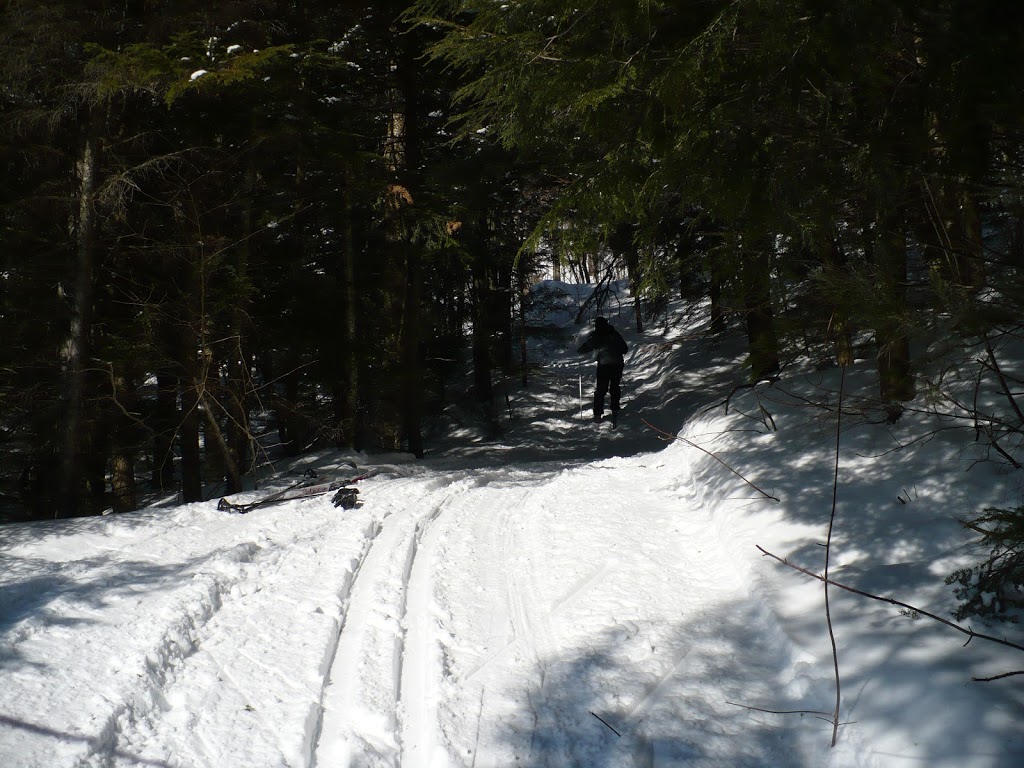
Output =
[
  {"x1": 589, "y1": 711, "x2": 621, "y2": 737},
  {"x1": 756, "y1": 546, "x2": 1024, "y2": 658},
  {"x1": 823, "y1": 366, "x2": 845, "y2": 747},
  {"x1": 640, "y1": 418, "x2": 779, "y2": 502},
  {"x1": 724, "y1": 376, "x2": 780, "y2": 415},
  {"x1": 725, "y1": 701, "x2": 834, "y2": 720},
  {"x1": 972, "y1": 670, "x2": 1024, "y2": 682}
]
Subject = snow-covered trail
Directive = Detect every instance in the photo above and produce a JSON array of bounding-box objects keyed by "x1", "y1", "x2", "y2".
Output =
[
  {"x1": 1, "y1": 448, "x2": 842, "y2": 768},
  {"x1": 312, "y1": 471, "x2": 483, "y2": 766},
  {"x1": 104, "y1": 504, "x2": 383, "y2": 768},
  {"x1": 8, "y1": 278, "x2": 1024, "y2": 767},
  {"x1": 0, "y1": 479, "x2": 381, "y2": 768},
  {"x1": 433, "y1": 461, "x2": 826, "y2": 767},
  {"x1": 309, "y1": 452, "x2": 828, "y2": 768}
]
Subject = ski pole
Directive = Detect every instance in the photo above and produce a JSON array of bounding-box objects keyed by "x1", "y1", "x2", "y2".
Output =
[{"x1": 578, "y1": 355, "x2": 584, "y2": 421}]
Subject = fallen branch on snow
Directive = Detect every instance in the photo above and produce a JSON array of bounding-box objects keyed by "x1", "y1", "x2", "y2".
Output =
[
  {"x1": 640, "y1": 418, "x2": 779, "y2": 502},
  {"x1": 756, "y1": 546, "x2": 1024, "y2": 667}
]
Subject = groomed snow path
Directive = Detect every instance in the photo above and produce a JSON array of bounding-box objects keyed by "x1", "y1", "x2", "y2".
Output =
[{"x1": 0, "y1": 451, "x2": 831, "y2": 768}]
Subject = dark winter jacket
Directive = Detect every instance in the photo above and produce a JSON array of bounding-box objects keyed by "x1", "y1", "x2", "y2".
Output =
[{"x1": 578, "y1": 318, "x2": 628, "y2": 366}]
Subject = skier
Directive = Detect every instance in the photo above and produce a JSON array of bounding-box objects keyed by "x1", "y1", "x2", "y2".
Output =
[{"x1": 577, "y1": 316, "x2": 628, "y2": 425}]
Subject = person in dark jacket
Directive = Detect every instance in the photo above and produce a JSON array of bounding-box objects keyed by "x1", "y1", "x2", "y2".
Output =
[{"x1": 577, "y1": 316, "x2": 628, "y2": 423}]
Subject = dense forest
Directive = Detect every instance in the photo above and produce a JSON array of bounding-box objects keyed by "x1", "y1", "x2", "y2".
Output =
[{"x1": 3, "y1": 0, "x2": 1024, "y2": 521}]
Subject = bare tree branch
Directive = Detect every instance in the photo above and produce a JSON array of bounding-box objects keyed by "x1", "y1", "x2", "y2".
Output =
[
  {"x1": 823, "y1": 366, "x2": 846, "y2": 746},
  {"x1": 756, "y1": 546, "x2": 1024, "y2": 658},
  {"x1": 972, "y1": 670, "x2": 1024, "y2": 682},
  {"x1": 640, "y1": 418, "x2": 780, "y2": 502},
  {"x1": 725, "y1": 701, "x2": 834, "y2": 719}
]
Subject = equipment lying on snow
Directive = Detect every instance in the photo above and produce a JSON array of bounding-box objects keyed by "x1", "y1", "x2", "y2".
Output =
[{"x1": 217, "y1": 468, "x2": 376, "y2": 514}]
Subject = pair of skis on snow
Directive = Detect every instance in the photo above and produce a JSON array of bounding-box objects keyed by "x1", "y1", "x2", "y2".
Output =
[{"x1": 217, "y1": 466, "x2": 378, "y2": 514}]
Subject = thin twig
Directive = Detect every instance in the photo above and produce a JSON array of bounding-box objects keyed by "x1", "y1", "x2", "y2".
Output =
[
  {"x1": 589, "y1": 711, "x2": 621, "y2": 737},
  {"x1": 824, "y1": 366, "x2": 845, "y2": 747},
  {"x1": 640, "y1": 418, "x2": 780, "y2": 502},
  {"x1": 756, "y1": 546, "x2": 1024, "y2": 656},
  {"x1": 982, "y1": 334, "x2": 1024, "y2": 425},
  {"x1": 726, "y1": 701, "x2": 833, "y2": 718},
  {"x1": 972, "y1": 670, "x2": 1024, "y2": 682},
  {"x1": 724, "y1": 376, "x2": 780, "y2": 415}
]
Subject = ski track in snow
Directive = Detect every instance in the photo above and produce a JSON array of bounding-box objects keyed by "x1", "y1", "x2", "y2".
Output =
[
  {"x1": 2, "y1": 459, "x2": 853, "y2": 768},
  {"x1": 0, "y1": 474, "x2": 395, "y2": 768},
  {"x1": 1, "y1": 505, "x2": 274, "y2": 767},
  {"x1": 305, "y1": 454, "x2": 831, "y2": 768},
  {"x1": 104, "y1": 504, "x2": 382, "y2": 768},
  {"x1": 312, "y1": 471, "x2": 484, "y2": 767},
  {"x1": 408, "y1": 457, "x2": 828, "y2": 768}
]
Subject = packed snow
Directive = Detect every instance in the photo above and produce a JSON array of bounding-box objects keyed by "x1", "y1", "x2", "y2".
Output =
[{"x1": 2, "y1": 281, "x2": 1024, "y2": 767}]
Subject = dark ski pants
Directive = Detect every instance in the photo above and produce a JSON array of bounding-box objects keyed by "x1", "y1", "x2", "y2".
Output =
[{"x1": 593, "y1": 363, "x2": 624, "y2": 418}]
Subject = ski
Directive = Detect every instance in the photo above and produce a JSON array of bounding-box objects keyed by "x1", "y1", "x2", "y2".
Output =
[{"x1": 217, "y1": 468, "x2": 378, "y2": 514}]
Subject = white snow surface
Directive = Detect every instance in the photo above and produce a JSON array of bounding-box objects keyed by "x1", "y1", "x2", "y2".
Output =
[{"x1": 3, "y1": 281, "x2": 1024, "y2": 767}]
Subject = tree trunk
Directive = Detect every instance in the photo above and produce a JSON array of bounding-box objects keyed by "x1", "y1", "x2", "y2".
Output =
[
  {"x1": 339, "y1": 163, "x2": 362, "y2": 450},
  {"x1": 395, "y1": 25, "x2": 424, "y2": 458},
  {"x1": 108, "y1": 374, "x2": 137, "y2": 513},
  {"x1": 179, "y1": 377, "x2": 202, "y2": 502},
  {"x1": 223, "y1": 353, "x2": 249, "y2": 489},
  {"x1": 614, "y1": 223, "x2": 645, "y2": 334},
  {"x1": 875, "y1": 204, "x2": 915, "y2": 416},
  {"x1": 1013, "y1": 202, "x2": 1024, "y2": 268},
  {"x1": 56, "y1": 125, "x2": 100, "y2": 517},
  {"x1": 741, "y1": 236, "x2": 780, "y2": 380},
  {"x1": 151, "y1": 372, "x2": 177, "y2": 490},
  {"x1": 818, "y1": 223, "x2": 854, "y2": 366},
  {"x1": 84, "y1": 420, "x2": 108, "y2": 514},
  {"x1": 471, "y1": 284, "x2": 493, "y2": 402},
  {"x1": 201, "y1": 392, "x2": 242, "y2": 490},
  {"x1": 471, "y1": 212, "x2": 494, "y2": 404},
  {"x1": 224, "y1": 166, "x2": 256, "y2": 489},
  {"x1": 110, "y1": 449, "x2": 136, "y2": 513},
  {"x1": 400, "y1": 245, "x2": 424, "y2": 458},
  {"x1": 491, "y1": 260, "x2": 514, "y2": 371},
  {"x1": 179, "y1": 245, "x2": 204, "y2": 502},
  {"x1": 676, "y1": 225, "x2": 693, "y2": 300},
  {"x1": 709, "y1": 270, "x2": 727, "y2": 334},
  {"x1": 519, "y1": 255, "x2": 530, "y2": 388},
  {"x1": 957, "y1": 187, "x2": 985, "y2": 289}
]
